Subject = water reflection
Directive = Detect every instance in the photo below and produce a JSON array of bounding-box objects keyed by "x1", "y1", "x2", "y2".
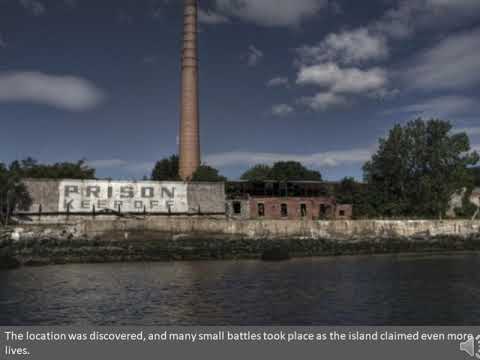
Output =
[{"x1": 1, "y1": 253, "x2": 479, "y2": 325}]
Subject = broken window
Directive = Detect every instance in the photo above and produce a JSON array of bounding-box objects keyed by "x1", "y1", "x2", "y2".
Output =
[
  {"x1": 300, "y1": 204, "x2": 307, "y2": 217},
  {"x1": 258, "y1": 203, "x2": 265, "y2": 217},
  {"x1": 339, "y1": 210, "x2": 346, "y2": 217},
  {"x1": 320, "y1": 204, "x2": 327, "y2": 217},
  {"x1": 233, "y1": 201, "x2": 242, "y2": 215},
  {"x1": 320, "y1": 204, "x2": 331, "y2": 219},
  {"x1": 281, "y1": 203, "x2": 288, "y2": 217}
]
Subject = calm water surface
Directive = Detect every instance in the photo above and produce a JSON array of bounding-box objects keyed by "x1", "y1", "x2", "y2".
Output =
[{"x1": 1, "y1": 253, "x2": 480, "y2": 325}]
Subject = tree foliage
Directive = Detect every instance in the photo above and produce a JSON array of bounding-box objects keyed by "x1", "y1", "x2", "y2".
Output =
[
  {"x1": 240, "y1": 165, "x2": 272, "y2": 182},
  {"x1": 241, "y1": 161, "x2": 322, "y2": 182},
  {"x1": 10, "y1": 158, "x2": 95, "y2": 179},
  {"x1": 470, "y1": 167, "x2": 480, "y2": 187},
  {"x1": 363, "y1": 119, "x2": 479, "y2": 218},
  {"x1": 0, "y1": 163, "x2": 32, "y2": 225},
  {"x1": 334, "y1": 177, "x2": 374, "y2": 219},
  {"x1": 151, "y1": 155, "x2": 181, "y2": 181},
  {"x1": 191, "y1": 165, "x2": 227, "y2": 182}
]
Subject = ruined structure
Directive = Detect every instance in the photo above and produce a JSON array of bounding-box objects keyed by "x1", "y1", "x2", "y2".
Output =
[
  {"x1": 179, "y1": 0, "x2": 201, "y2": 181},
  {"x1": 225, "y1": 181, "x2": 353, "y2": 220}
]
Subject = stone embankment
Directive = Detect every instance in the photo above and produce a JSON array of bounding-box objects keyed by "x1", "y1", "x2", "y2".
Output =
[{"x1": 1, "y1": 218, "x2": 480, "y2": 268}]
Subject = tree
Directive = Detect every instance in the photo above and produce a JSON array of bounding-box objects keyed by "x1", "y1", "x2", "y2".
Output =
[
  {"x1": 10, "y1": 158, "x2": 95, "y2": 179},
  {"x1": 270, "y1": 161, "x2": 322, "y2": 181},
  {"x1": 363, "y1": 119, "x2": 479, "y2": 218},
  {"x1": 469, "y1": 167, "x2": 480, "y2": 187},
  {"x1": 151, "y1": 155, "x2": 181, "y2": 181},
  {"x1": 191, "y1": 165, "x2": 227, "y2": 182},
  {"x1": 240, "y1": 164, "x2": 272, "y2": 182},
  {"x1": 240, "y1": 161, "x2": 322, "y2": 182},
  {"x1": 334, "y1": 177, "x2": 375, "y2": 219},
  {"x1": 0, "y1": 163, "x2": 32, "y2": 225}
]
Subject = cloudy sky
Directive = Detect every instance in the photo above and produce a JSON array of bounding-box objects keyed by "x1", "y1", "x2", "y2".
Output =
[{"x1": 1, "y1": 0, "x2": 479, "y2": 180}]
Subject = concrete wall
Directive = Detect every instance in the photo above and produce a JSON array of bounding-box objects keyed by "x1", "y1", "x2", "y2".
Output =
[
  {"x1": 11, "y1": 218, "x2": 480, "y2": 241},
  {"x1": 19, "y1": 179, "x2": 225, "y2": 215},
  {"x1": 187, "y1": 183, "x2": 225, "y2": 214},
  {"x1": 226, "y1": 200, "x2": 250, "y2": 219},
  {"x1": 22, "y1": 180, "x2": 60, "y2": 213},
  {"x1": 248, "y1": 197, "x2": 338, "y2": 220},
  {"x1": 5, "y1": 218, "x2": 480, "y2": 266},
  {"x1": 336, "y1": 204, "x2": 353, "y2": 220}
]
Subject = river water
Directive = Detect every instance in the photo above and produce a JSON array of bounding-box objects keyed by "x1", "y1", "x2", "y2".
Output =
[{"x1": 1, "y1": 253, "x2": 480, "y2": 325}]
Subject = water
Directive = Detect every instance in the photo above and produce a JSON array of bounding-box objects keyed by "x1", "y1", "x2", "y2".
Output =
[{"x1": 1, "y1": 253, "x2": 480, "y2": 326}]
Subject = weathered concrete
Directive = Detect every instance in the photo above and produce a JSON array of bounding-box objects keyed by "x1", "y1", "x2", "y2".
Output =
[
  {"x1": 20, "y1": 180, "x2": 225, "y2": 215},
  {"x1": 2, "y1": 218, "x2": 480, "y2": 267}
]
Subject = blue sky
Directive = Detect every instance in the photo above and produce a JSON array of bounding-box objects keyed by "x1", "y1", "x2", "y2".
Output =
[{"x1": 0, "y1": 0, "x2": 479, "y2": 180}]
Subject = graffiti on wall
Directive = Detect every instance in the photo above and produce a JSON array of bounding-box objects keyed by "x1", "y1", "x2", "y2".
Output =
[{"x1": 58, "y1": 181, "x2": 188, "y2": 213}]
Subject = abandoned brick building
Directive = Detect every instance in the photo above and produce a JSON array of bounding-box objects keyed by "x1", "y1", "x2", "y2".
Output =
[{"x1": 226, "y1": 181, "x2": 352, "y2": 220}]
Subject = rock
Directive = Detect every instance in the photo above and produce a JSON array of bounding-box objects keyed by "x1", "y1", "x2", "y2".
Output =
[
  {"x1": 0, "y1": 252, "x2": 21, "y2": 270},
  {"x1": 261, "y1": 246, "x2": 291, "y2": 261}
]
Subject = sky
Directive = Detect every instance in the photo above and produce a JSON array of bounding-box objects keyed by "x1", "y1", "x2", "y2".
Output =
[{"x1": 0, "y1": 0, "x2": 479, "y2": 180}]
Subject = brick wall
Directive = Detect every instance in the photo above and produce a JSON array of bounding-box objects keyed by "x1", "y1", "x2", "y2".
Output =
[{"x1": 249, "y1": 197, "x2": 339, "y2": 220}]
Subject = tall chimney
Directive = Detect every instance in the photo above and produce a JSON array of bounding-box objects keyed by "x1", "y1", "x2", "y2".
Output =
[{"x1": 179, "y1": 0, "x2": 200, "y2": 181}]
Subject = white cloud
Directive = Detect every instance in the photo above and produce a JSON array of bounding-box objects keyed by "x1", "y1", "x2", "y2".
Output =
[
  {"x1": 385, "y1": 96, "x2": 477, "y2": 119},
  {"x1": 198, "y1": 8, "x2": 230, "y2": 24},
  {"x1": 374, "y1": 0, "x2": 480, "y2": 40},
  {"x1": 266, "y1": 77, "x2": 289, "y2": 87},
  {"x1": 247, "y1": 45, "x2": 263, "y2": 67},
  {"x1": 297, "y1": 62, "x2": 388, "y2": 94},
  {"x1": 215, "y1": 0, "x2": 327, "y2": 27},
  {"x1": 19, "y1": 0, "x2": 46, "y2": 16},
  {"x1": 401, "y1": 28, "x2": 480, "y2": 91},
  {"x1": 299, "y1": 92, "x2": 348, "y2": 111},
  {"x1": 0, "y1": 71, "x2": 106, "y2": 111},
  {"x1": 297, "y1": 28, "x2": 389, "y2": 65},
  {"x1": 272, "y1": 104, "x2": 294, "y2": 117},
  {"x1": 205, "y1": 148, "x2": 373, "y2": 168}
]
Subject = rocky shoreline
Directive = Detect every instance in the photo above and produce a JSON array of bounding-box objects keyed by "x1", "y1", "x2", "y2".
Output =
[{"x1": 2, "y1": 220, "x2": 480, "y2": 269}]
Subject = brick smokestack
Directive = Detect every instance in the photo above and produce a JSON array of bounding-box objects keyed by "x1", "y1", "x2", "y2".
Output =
[{"x1": 179, "y1": 0, "x2": 200, "y2": 181}]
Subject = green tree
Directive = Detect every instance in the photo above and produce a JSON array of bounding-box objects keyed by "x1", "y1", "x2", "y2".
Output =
[
  {"x1": 151, "y1": 155, "x2": 181, "y2": 181},
  {"x1": 240, "y1": 161, "x2": 322, "y2": 182},
  {"x1": 334, "y1": 177, "x2": 375, "y2": 219},
  {"x1": 0, "y1": 163, "x2": 32, "y2": 225},
  {"x1": 469, "y1": 167, "x2": 480, "y2": 187},
  {"x1": 240, "y1": 164, "x2": 272, "y2": 181},
  {"x1": 10, "y1": 158, "x2": 95, "y2": 179},
  {"x1": 191, "y1": 165, "x2": 227, "y2": 182},
  {"x1": 363, "y1": 119, "x2": 479, "y2": 218}
]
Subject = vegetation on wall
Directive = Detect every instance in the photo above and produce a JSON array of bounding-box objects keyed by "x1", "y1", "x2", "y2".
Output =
[{"x1": 333, "y1": 177, "x2": 374, "y2": 219}]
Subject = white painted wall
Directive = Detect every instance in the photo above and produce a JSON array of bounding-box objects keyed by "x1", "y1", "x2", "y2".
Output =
[{"x1": 58, "y1": 180, "x2": 188, "y2": 213}]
